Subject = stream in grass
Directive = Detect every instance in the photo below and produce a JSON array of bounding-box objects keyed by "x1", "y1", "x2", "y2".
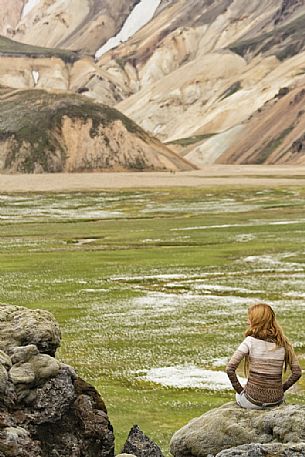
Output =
[{"x1": 0, "y1": 187, "x2": 304, "y2": 454}]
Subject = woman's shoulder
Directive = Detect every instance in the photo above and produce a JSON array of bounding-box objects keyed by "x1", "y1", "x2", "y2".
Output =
[{"x1": 243, "y1": 335, "x2": 275, "y2": 347}]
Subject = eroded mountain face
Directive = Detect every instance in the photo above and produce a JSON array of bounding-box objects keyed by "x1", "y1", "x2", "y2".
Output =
[
  {"x1": 2, "y1": 0, "x2": 140, "y2": 54},
  {"x1": 91, "y1": 0, "x2": 305, "y2": 165},
  {"x1": 0, "y1": 0, "x2": 24, "y2": 36},
  {"x1": 2, "y1": 0, "x2": 305, "y2": 166},
  {"x1": 0, "y1": 89, "x2": 195, "y2": 173}
]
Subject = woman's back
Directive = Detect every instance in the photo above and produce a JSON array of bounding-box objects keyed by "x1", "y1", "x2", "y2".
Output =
[
  {"x1": 228, "y1": 336, "x2": 285, "y2": 404},
  {"x1": 226, "y1": 303, "x2": 302, "y2": 408}
]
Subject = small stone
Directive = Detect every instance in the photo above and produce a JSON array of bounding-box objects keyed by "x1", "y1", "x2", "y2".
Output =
[
  {"x1": 0, "y1": 426, "x2": 42, "y2": 456},
  {"x1": 30, "y1": 354, "x2": 60, "y2": 381},
  {"x1": 121, "y1": 425, "x2": 164, "y2": 457},
  {"x1": 60, "y1": 362, "x2": 77, "y2": 380},
  {"x1": 0, "y1": 351, "x2": 12, "y2": 370},
  {"x1": 117, "y1": 454, "x2": 137, "y2": 457},
  {"x1": 9, "y1": 363, "x2": 35, "y2": 385},
  {"x1": 11, "y1": 345, "x2": 39, "y2": 364},
  {"x1": 0, "y1": 365, "x2": 8, "y2": 394}
]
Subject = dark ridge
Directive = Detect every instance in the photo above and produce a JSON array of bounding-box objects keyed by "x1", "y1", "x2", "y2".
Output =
[
  {"x1": 0, "y1": 35, "x2": 81, "y2": 63},
  {"x1": 230, "y1": 13, "x2": 305, "y2": 61}
]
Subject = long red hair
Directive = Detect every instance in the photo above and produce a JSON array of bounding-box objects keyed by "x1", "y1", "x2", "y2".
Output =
[{"x1": 245, "y1": 303, "x2": 294, "y2": 372}]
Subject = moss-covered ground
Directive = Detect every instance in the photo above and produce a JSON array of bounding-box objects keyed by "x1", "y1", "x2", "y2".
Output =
[{"x1": 0, "y1": 187, "x2": 304, "y2": 454}]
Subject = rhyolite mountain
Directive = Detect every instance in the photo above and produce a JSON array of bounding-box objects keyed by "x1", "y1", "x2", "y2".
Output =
[
  {"x1": 0, "y1": 88, "x2": 194, "y2": 173},
  {"x1": 2, "y1": 0, "x2": 305, "y2": 169}
]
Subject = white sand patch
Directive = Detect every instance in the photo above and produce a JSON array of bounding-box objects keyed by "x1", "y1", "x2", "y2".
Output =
[
  {"x1": 192, "y1": 284, "x2": 262, "y2": 294},
  {"x1": 95, "y1": 0, "x2": 161, "y2": 58},
  {"x1": 143, "y1": 202, "x2": 258, "y2": 215},
  {"x1": 243, "y1": 255, "x2": 281, "y2": 265},
  {"x1": 172, "y1": 219, "x2": 305, "y2": 232},
  {"x1": 0, "y1": 206, "x2": 123, "y2": 222},
  {"x1": 172, "y1": 224, "x2": 243, "y2": 231},
  {"x1": 242, "y1": 253, "x2": 302, "y2": 269},
  {"x1": 22, "y1": 0, "x2": 41, "y2": 18},
  {"x1": 80, "y1": 288, "x2": 108, "y2": 293},
  {"x1": 284, "y1": 292, "x2": 305, "y2": 299},
  {"x1": 131, "y1": 292, "x2": 191, "y2": 313},
  {"x1": 269, "y1": 220, "x2": 305, "y2": 226},
  {"x1": 235, "y1": 234, "x2": 256, "y2": 242},
  {"x1": 111, "y1": 273, "x2": 189, "y2": 281},
  {"x1": 135, "y1": 366, "x2": 246, "y2": 390},
  {"x1": 212, "y1": 357, "x2": 229, "y2": 367},
  {"x1": 73, "y1": 238, "x2": 97, "y2": 245}
]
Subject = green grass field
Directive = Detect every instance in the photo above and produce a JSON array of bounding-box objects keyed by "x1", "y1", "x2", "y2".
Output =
[{"x1": 0, "y1": 186, "x2": 304, "y2": 454}]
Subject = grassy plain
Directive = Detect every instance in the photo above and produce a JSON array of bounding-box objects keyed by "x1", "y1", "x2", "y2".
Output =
[{"x1": 0, "y1": 187, "x2": 304, "y2": 454}]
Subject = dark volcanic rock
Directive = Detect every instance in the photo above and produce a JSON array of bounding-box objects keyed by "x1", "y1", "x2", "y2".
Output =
[
  {"x1": 292, "y1": 133, "x2": 305, "y2": 153},
  {"x1": 0, "y1": 305, "x2": 115, "y2": 457},
  {"x1": 274, "y1": 0, "x2": 305, "y2": 24},
  {"x1": 121, "y1": 425, "x2": 164, "y2": 457}
]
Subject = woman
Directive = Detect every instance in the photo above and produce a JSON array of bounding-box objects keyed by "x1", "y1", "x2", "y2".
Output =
[{"x1": 226, "y1": 303, "x2": 302, "y2": 409}]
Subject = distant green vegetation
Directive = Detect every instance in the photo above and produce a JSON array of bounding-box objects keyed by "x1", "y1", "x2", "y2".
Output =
[
  {"x1": 230, "y1": 13, "x2": 305, "y2": 61},
  {"x1": 253, "y1": 127, "x2": 293, "y2": 164},
  {"x1": 219, "y1": 81, "x2": 241, "y2": 100},
  {"x1": 0, "y1": 35, "x2": 80, "y2": 62},
  {"x1": 0, "y1": 187, "x2": 305, "y2": 454},
  {"x1": 165, "y1": 133, "x2": 216, "y2": 146}
]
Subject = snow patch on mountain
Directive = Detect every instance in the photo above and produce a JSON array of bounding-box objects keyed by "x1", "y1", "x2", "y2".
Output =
[
  {"x1": 32, "y1": 70, "x2": 39, "y2": 85},
  {"x1": 95, "y1": 0, "x2": 161, "y2": 59},
  {"x1": 22, "y1": 0, "x2": 41, "y2": 18}
]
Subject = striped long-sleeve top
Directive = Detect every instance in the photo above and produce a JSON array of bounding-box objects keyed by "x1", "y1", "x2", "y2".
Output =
[{"x1": 226, "y1": 336, "x2": 302, "y2": 404}]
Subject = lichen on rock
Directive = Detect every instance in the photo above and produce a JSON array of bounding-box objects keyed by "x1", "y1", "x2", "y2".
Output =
[
  {"x1": 170, "y1": 402, "x2": 305, "y2": 457},
  {"x1": 0, "y1": 304, "x2": 61, "y2": 356}
]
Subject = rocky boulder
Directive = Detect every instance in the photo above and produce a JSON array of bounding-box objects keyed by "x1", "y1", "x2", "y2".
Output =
[
  {"x1": 170, "y1": 402, "x2": 305, "y2": 457},
  {"x1": 0, "y1": 304, "x2": 114, "y2": 457},
  {"x1": 0, "y1": 304, "x2": 61, "y2": 356},
  {"x1": 216, "y1": 442, "x2": 305, "y2": 456}
]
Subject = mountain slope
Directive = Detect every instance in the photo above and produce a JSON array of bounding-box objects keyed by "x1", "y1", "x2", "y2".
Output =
[
  {"x1": 216, "y1": 83, "x2": 305, "y2": 164},
  {"x1": 2, "y1": 0, "x2": 305, "y2": 166},
  {"x1": 0, "y1": 89, "x2": 195, "y2": 173},
  {"x1": 91, "y1": 0, "x2": 305, "y2": 165},
  {"x1": 2, "y1": 0, "x2": 140, "y2": 54}
]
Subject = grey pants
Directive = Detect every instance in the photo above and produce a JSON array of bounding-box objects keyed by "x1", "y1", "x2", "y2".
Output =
[
  {"x1": 236, "y1": 392, "x2": 284, "y2": 409},
  {"x1": 236, "y1": 392, "x2": 265, "y2": 410}
]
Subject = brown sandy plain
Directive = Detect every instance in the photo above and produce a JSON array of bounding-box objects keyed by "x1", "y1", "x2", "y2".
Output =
[{"x1": 1, "y1": 166, "x2": 305, "y2": 192}]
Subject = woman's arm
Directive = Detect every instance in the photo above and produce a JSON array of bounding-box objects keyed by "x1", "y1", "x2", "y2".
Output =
[
  {"x1": 226, "y1": 338, "x2": 250, "y2": 394},
  {"x1": 283, "y1": 354, "x2": 302, "y2": 392}
]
